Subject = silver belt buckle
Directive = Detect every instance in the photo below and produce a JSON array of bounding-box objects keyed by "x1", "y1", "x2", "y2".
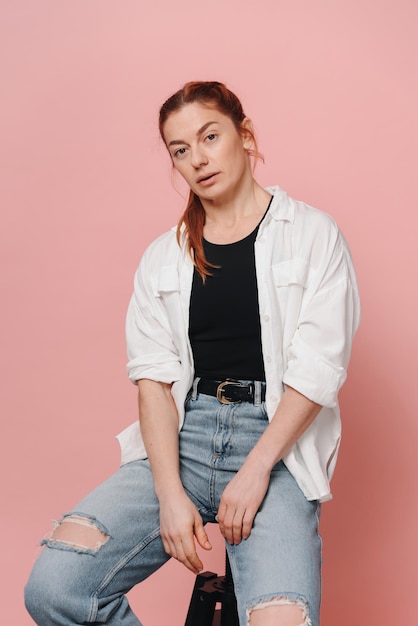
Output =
[{"x1": 216, "y1": 381, "x2": 242, "y2": 404}]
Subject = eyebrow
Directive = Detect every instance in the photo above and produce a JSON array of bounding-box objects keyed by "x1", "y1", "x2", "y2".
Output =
[{"x1": 168, "y1": 121, "x2": 219, "y2": 147}]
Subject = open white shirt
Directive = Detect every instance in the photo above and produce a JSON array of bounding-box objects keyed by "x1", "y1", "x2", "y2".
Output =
[{"x1": 117, "y1": 186, "x2": 360, "y2": 502}]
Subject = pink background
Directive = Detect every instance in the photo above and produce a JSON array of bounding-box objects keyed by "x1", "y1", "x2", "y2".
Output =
[{"x1": 1, "y1": 1, "x2": 417, "y2": 624}]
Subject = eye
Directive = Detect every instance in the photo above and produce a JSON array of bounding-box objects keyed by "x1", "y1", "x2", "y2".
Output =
[
  {"x1": 173, "y1": 147, "x2": 187, "y2": 159},
  {"x1": 205, "y1": 133, "x2": 217, "y2": 143}
]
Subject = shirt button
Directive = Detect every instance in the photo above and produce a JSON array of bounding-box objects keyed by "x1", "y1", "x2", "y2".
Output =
[
  {"x1": 266, "y1": 356, "x2": 272, "y2": 363},
  {"x1": 264, "y1": 314, "x2": 270, "y2": 322},
  {"x1": 258, "y1": 237, "x2": 265, "y2": 243},
  {"x1": 270, "y1": 395, "x2": 278, "y2": 403}
]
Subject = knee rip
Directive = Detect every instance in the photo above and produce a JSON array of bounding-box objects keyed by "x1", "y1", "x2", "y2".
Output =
[
  {"x1": 41, "y1": 513, "x2": 110, "y2": 555},
  {"x1": 247, "y1": 595, "x2": 312, "y2": 626}
]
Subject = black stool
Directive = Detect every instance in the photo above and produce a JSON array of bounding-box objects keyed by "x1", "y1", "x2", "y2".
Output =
[{"x1": 185, "y1": 551, "x2": 239, "y2": 626}]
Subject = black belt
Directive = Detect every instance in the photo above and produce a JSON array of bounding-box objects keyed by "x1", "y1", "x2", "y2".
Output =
[{"x1": 197, "y1": 379, "x2": 266, "y2": 404}]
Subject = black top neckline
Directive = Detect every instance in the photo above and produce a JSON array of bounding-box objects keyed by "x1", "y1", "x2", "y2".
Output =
[{"x1": 202, "y1": 196, "x2": 272, "y2": 247}]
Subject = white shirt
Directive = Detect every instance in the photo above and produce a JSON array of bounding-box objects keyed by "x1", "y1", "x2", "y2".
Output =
[{"x1": 117, "y1": 186, "x2": 360, "y2": 502}]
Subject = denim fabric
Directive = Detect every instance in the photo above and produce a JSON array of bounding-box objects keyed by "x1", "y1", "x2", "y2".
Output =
[{"x1": 25, "y1": 391, "x2": 322, "y2": 626}]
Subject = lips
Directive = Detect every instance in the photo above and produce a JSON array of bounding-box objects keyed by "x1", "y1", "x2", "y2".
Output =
[{"x1": 196, "y1": 172, "x2": 219, "y2": 184}]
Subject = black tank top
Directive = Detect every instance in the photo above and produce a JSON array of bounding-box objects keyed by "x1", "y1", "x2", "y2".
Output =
[{"x1": 189, "y1": 223, "x2": 265, "y2": 381}]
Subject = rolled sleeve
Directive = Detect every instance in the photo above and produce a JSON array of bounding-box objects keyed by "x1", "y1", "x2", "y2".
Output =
[
  {"x1": 282, "y1": 221, "x2": 360, "y2": 407},
  {"x1": 283, "y1": 328, "x2": 348, "y2": 408},
  {"x1": 125, "y1": 244, "x2": 182, "y2": 385}
]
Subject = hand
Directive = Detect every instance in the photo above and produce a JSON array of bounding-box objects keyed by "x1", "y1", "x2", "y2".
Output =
[
  {"x1": 159, "y1": 490, "x2": 212, "y2": 574},
  {"x1": 217, "y1": 462, "x2": 270, "y2": 545}
]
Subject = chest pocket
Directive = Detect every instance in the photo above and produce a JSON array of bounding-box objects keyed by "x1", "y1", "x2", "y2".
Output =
[
  {"x1": 271, "y1": 259, "x2": 310, "y2": 330},
  {"x1": 155, "y1": 265, "x2": 181, "y2": 320},
  {"x1": 155, "y1": 265, "x2": 184, "y2": 348},
  {"x1": 272, "y1": 258, "x2": 310, "y2": 288},
  {"x1": 156, "y1": 266, "x2": 180, "y2": 295}
]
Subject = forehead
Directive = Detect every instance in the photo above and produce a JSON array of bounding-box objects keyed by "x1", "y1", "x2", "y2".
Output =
[{"x1": 162, "y1": 102, "x2": 234, "y2": 144}]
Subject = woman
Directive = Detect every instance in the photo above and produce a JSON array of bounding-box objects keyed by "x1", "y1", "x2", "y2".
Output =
[{"x1": 25, "y1": 81, "x2": 360, "y2": 626}]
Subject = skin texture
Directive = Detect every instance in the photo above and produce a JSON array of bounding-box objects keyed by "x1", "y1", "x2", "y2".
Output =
[{"x1": 162, "y1": 102, "x2": 272, "y2": 242}]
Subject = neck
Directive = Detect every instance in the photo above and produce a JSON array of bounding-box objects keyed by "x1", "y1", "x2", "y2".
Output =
[
  {"x1": 200, "y1": 178, "x2": 271, "y2": 227},
  {"x1": 200, "y1": 178, "x2": 272, "y2": 245}
]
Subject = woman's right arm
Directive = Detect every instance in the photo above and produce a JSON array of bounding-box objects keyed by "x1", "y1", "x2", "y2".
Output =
[
  {"x1": 127, "y1": 240, "x2": 211, "y2": 572},
  {"x1": 137, "y1": 378, "x2": 211, "y2": 574}
]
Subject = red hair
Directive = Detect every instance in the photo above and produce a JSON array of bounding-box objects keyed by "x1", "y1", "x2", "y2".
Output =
[{"x1": 159, "y1": 81, "x2": 263, "y2": 280}]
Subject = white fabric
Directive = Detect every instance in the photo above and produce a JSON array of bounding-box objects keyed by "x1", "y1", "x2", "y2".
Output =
[{"x1": 117, "y1": 186, "x2": 360, "y2": 502}]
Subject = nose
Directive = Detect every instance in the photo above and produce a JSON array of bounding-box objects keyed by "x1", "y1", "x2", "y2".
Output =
[{"x1": 190, "y1": 146, "x2": 208, "y2": 168}]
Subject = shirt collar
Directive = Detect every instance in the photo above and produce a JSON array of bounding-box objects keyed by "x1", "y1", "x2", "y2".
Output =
[
  {"x1": 172, "y1": 185, "x2": 295, "y2": 235},
  {"x1": 264, "y1": 185, "x2": 295, "y2": 223}
]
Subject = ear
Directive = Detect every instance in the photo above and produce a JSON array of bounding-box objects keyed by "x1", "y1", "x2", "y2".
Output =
[{"x1": 240, "y1": 117, "x2": 255, "y2": 150}]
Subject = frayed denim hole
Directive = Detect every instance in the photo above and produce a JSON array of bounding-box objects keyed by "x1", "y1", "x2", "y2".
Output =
[
  {"x1": 246, "y1": 593, "x2": 312, "y2": 626},
  {"x1": 41, "y1": 513, "x2": 110, "y2": 555}
]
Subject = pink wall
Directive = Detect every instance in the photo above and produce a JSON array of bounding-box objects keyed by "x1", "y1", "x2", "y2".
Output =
[{"x1": 2, "y1": 1, "x2": 417, "y2": 624}]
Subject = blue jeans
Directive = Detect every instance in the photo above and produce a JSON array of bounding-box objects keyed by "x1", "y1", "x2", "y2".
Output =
[{"x1": 25, "y1": 389, "x2": 322, "y2": 626}]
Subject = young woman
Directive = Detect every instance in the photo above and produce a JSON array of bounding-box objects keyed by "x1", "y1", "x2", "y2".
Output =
[{"x1": 25, "y1": 81, "x2": 360, "y2": 626}]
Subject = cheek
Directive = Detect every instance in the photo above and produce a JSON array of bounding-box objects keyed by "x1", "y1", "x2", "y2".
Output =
[
  {"x1": 174, "y1": 163, "x2": 196, "y2": 187},
  {"x1": 229, "y1": 147, "x2": 248, "y2": 174},
  {"x1": 173, "y1": 160, "x2": 189, "y2": 176}
]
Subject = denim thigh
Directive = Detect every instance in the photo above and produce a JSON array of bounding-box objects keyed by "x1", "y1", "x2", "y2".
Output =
[
  {"x1": 25, "y1": 460, "x2": 169, "y2": 626},
  {"x1": 26, "y1": 392, "x2": 321, "y2": 626},
  {"x1": 178, "y1": 392, "x2": 322, "y2": 626}
]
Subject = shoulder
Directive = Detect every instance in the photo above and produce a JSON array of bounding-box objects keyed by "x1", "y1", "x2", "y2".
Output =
[
  {"x1": 266, "y1": 185, "x2": 341, "y2": 246},
  {"x1": 267, "y1": 185, "x2": 338, "y2": 230}
]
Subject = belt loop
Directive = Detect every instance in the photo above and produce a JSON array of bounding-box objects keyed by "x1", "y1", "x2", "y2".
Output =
[
  {"x1": 254, "y1": 380, "x2": 262, "y2": 406},
  {"x1": 191, "y1": 377, "x2": 200, "y2": 400}
]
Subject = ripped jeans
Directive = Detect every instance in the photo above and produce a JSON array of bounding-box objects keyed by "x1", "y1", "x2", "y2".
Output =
[{"x1": 25, "y1": 390, "x2": 322, "y2": 626}]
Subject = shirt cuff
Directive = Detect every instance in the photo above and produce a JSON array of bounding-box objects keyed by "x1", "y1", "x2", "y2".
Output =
[
  {"x1": 126, "y1": 358, "x2": 182, "y2": 385},
  {"x1": 283, "y1": 356, "x2": 347, "y2": 408}
]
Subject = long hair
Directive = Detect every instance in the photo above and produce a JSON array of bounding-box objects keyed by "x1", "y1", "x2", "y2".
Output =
[{"x1": 159, "y1": 81, "x2": 263, "y2": 280}]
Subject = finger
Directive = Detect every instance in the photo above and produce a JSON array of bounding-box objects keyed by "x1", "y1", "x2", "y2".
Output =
[
  {"x1": 231, "y1": 512, "x2": 245, "y2": 545},
  {"x1": 220, "y1": 510, "x2": 237, "y2": 545},
  {"x1": 177, "y1": 548, "x2": 203, "y2": 574},
  {"x1": 194, "y1": 517, "x2": 212, "y2": 551},
  {"x1": 161, "y1": 530, "x2": 184, "y2": 561},
  {"x1": 242, "y1": 509, "x2": 255, "y2": 540},
  {"x1": 179, "y1": 554, "x2": 203, "y2": 574},
  {"x1": 161, "y1": 535, "x2": 175, "y2": 558},
  {"x1": 176, "y1": 533, "x2": 204, "y2": 574},
  {"x1": 217, "y1": 503, "x2": 228, "y2": 538},
  {"x1": 164, "y1": 537, "x2": 200, "y2": 573}
]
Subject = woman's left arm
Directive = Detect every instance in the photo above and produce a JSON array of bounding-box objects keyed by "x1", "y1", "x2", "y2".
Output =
[
  {"x1": 219, "y1": 212, "x2": 360, "y2": 544},
  {"x1": 217, "y1": 385, "x2": 321, "y2": 545}
]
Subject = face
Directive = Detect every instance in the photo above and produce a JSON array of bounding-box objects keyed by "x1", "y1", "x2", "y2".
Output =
[{"x1": 162, "y1": 102, "x2": 253, "y2": 203}]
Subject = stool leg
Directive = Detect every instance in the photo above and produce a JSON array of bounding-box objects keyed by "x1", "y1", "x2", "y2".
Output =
[
  {"x1": 184, "y1": 571, "x2": 218, "y2": 626},
  {"x1": 220, "y1": 593, "x2": 239, "y2": 626},
  {"x1": 184, "y1": 553, "x2": 239, "y2": 626},
  {"x1": 221, "y1": 553, "x2": 239, "y2": 626}
]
